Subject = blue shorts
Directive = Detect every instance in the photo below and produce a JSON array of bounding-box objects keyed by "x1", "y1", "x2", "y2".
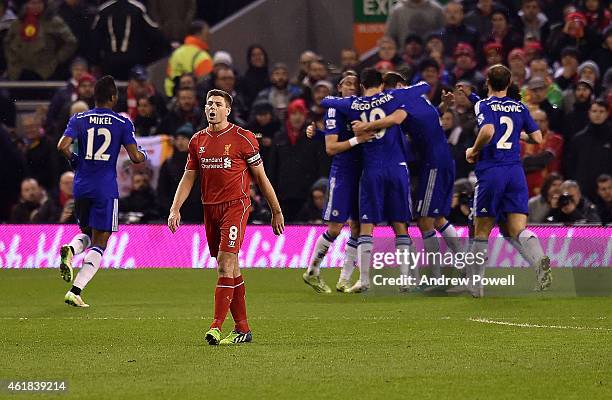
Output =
[
  {"x1": 323, "y1": 166, "x2": 360, "y2": 223},
  {"x1": 474, "y1": 164, "x2": 528, "y2": 218},
  {"x1": 75, "y1": 197, "x2": 119, "y2": 232},
  {"x1": 359, "y1": 165, "x2": 412, "y2": 224},
  {"x1": 415, "y1": 162, "x2": 454, "y2": 218}
]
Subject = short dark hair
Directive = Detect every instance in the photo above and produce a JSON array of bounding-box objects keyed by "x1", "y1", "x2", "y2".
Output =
[
  {"x1": 487, "y1": 64, "x2": 512, "y2": 91},
  {"x1": 360, "y1": 67, "x2": 383, "y2": 89},
  {"x1": 418, "y1": 58, "x2": 440, "y2": 73},
  {"x1": 404, "y1": 34, "x2": 423, "y2": 46},
  {"x1": 188, "y1": 20, "x2": 208, "y2": 36},
  {"x1": 592, "y1": 98, "x2": 609, "y2": 110},
  {"x1": 94, "y1": 75, "x2": 117, "y2": 105},
  {"x1": 382, "y1": 71, "x2": 408, "y2": 90},
  {"x1": 507, "y1": 82, "x2": 521, "y2": 101},
  {"x1": 597, "y1": 174, "x2": 612, "y2": 184},
  {"x1": 206, "y1": 89, "x2": 233, "y2": 107},
  {"x1": 177, "y1": 87, "x2": 196, "y2": 97}
]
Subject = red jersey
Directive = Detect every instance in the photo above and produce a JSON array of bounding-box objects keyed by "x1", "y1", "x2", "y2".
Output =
[
  {"x1": 520, "y1": 130, "x2": 564, "y2": 196},
  {"x1": 186, "y1": 123, "x2": 261, "y2": 204}
]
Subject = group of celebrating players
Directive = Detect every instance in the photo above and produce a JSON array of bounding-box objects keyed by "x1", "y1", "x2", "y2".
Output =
[
  {"x1": 52, "y1": 63, "x2": 552, "y2": 347},
  {"x1": 302, "y1": 65, "x2": 552, "y2": 299}
]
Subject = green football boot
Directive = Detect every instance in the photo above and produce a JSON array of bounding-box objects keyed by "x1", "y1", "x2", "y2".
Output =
[
  {"x1": 219, "y1": 330, "x2": 253, "y2": 345},
  {"x1": 302, "y1": 272, "x2": 332, "y2": 293},
  {"x1": 204, "y1": 328, "x2": 222, "y2": 345}
]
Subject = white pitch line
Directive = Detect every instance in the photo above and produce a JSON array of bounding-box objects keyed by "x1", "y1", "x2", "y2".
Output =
[{"x1": 469, "y1": 317, "x2": 612, "y2": 331}]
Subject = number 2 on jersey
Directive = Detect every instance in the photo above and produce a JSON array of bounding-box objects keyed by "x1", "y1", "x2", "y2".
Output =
[
  {"x1": 85, "y1": 127, "x2": 111, "y2": 161},
  {"x1": 360, "y1": 108, "x2": 387, "y2": 139},
  {"x1": 496, "y1": 116, "x2": 513, "y2": 149}
]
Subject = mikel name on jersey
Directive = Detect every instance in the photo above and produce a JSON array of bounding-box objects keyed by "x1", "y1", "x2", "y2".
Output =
[
  {"x1": 350, "y1": 93, "x2": 395, "y2": 110},
  {"x1": 88, "y1": 116, "x2": 114, "y2": 125}
]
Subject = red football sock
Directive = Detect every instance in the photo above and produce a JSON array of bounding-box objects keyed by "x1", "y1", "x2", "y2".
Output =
[
  {"x1": 210, "y1": 277, "x2": 234, "y2": 330},
  {"x1": 230, "y1": 275, "x2": 250, "y2": 333}
]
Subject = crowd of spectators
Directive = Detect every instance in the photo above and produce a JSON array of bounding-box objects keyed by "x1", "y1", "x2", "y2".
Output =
[{"x1": 1, "y1": 0, "x2": 611, "y2": 225}]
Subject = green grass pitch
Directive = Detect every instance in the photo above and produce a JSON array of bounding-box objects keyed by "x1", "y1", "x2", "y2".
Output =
[{"x1": 0, "y1": 268, "x2": 611, "y2": 399}]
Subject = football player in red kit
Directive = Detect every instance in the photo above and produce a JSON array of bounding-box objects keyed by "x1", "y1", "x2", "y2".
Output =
[{"x1": 168, "y1": 89, "x2": 284, "y2": 345}]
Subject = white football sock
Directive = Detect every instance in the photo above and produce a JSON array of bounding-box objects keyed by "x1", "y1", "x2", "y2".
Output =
[
  {"x1": 357, "y1": 235, "x2": 373, "y2": 287},
  {"x1": 423, "y1": 230, "x2": 442, "y2": 278},
  {"x1": 74, "y1": 247, "x2": 103, "y2": 291},
  {"x1": 69, "y1": 233, "x2": 91, "y2": 255},
  {"x1": 469, "y1": 239, "x2": 488, "y2": 292},
  {"x1": 437, "y1": 221, "x2": 463, "y2": 253},
  {"x1": 396, "y1": 235, "x2": 418, "y2": 286},
  {"x1": 518, "y1": 229, "x2": 545, "y2": 268},
  {"x1": 339, "y1": 237, "x2": 358, "y2": 281},
  {"x1": 307, "y1": 231, "x2": 335, "y2": 276}
]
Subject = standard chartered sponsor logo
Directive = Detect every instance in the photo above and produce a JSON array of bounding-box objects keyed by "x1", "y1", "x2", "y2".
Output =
[{"x1": 200, "y1": 156, "x2": 232, "y2": 169}]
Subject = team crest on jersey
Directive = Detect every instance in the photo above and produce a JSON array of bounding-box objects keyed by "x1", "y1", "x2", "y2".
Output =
[
  {"x1": 223, "y1": 144, "x2": 232, "y2": 155},
  {"x1": 199, "y1": 146, "x2": 205, "y2": 154}
]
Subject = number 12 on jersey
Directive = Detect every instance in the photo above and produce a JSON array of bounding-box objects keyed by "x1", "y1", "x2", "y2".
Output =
[{"x1": 85, "y1": 127, "x2": 111, "y2": 161}]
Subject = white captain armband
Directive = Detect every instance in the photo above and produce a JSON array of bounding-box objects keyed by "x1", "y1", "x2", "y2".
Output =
[{"x1": 246, "y1": 152, "x2": 262, "y2": 165}]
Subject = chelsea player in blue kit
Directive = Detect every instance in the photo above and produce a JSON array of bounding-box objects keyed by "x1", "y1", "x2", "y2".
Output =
[
  {"x1": 353, "y1": 73, "x2": 465, "y2": 289},
  {"x1": 466, "y1": 65, "x2": 551, "y2": 297},
  {"x1": 303, "y1": 72, "x2": 377, "y2": 293},
  {"x1": 322, "y1": 68, "x2": 418, "y2": 293},
  {"x1": 57, "y1": 76, "x2": 148, "y2": 307}
]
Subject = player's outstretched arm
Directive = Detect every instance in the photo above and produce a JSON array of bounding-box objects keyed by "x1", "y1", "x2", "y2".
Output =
[
  {"x1": 124, "y1": 143, "x2": 147, "y2": 164},
  {"x1": 168, "y1": 170, "x2": 197, "y2": 233},
  {"x1": 320, "y1": 96, "x2": 344, "y2": 109},
  {"x1": 249, "y1": 164, "x2": 284, "y2": 236},
  {"x1": 351, "y1": 109, "x2": 408, "y2": 136}
]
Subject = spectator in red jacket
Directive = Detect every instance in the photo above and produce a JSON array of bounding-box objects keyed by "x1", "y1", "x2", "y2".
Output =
[
  {"x1": 521, "y1": 109, "x2": 564, "y2": 197},
  {"x1": 508, "y1": 48, "x2": 529, "y2": 87}
]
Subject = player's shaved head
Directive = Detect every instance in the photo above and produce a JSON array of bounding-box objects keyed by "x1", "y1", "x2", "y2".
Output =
[
  {"x1": 94, "y1": 75, "x2": 117, "y2": 106},
  {"x1": 360, "y1": 67, "x2": 383, "y2": 89},
  {"x1": 486, "y1": 64, "x2": 512, "y2": 92}
]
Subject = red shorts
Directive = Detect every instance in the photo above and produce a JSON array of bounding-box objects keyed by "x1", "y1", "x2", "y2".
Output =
[{"x1": 203, "y1": 198, "x2": 251, "y2": 258}]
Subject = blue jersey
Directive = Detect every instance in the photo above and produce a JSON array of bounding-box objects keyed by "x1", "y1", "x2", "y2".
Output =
[
  {"x1": 64, "y1": 108, "x2": 137, "y2": 199},
  {"x1": 474, "y1": 96, "x2": 538, "y2": 171},
  {"x1": 322, "y1": 92, "x2": 406, "y2": 169},
  {"x1": 393, "y1": 87, "x2": 452, "y2": 167},
  {"x1": 323, "y1": 106, "x2": 362, "y2": 169}
]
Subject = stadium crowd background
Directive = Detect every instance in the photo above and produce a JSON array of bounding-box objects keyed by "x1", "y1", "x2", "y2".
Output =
[{"x1": 0, "y1": 0, "x2": 610, "y2": 226}]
